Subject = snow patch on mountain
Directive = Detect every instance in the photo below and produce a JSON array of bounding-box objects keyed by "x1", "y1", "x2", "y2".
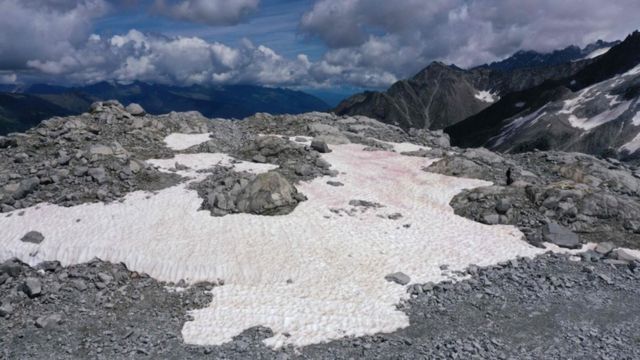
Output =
[
  {"x1": 633, "y1": 111, "x2": 640, "y2": 126},
  {"x1": 567, "y1": 101, "x2": 632, "y2": 130},
  {"x1": 0, "y1": 133, "x2": 585, "y2": 348},
  {"x1": 583, "y1": 47, "x2": 611, "y2": 59},
  {"x1": 491, "y1": 107, "x2": 547, "y2": 147},
  {"x1": 475, "y1": 90, "x2": 499, "y2": 103},
  {"x1": 621, "y1": 133, "x2": 640, "y2": 154}
]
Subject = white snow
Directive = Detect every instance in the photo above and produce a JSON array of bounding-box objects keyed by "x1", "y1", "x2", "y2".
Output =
[
  {"x1": 620, "y1": 132, "x2": 640, "y2": 154},
  {"x1": 623, "y1": 63, "x2": 640, "y2": 77},
  {"x1": 164, "y1": 133, "x2": 212, "y2": 150},
  {"x1": 583, "y1": 47, "x2": 611, "y2": 59},
  {"x1": 475, "y1": 90, "x2": 499, "y2": 103},
  {"x1": 490, "y1": 107, "x2": 547, "y2": 147},
  {"x1": 567, "y1": 101, "x2": 631, "y2": 130},
  {"x1": 0, "y1": 133, "x2": 585, "y2": 348},
  {"x1": 632, "y1": 111, "x2": 640, "y2": 126}
]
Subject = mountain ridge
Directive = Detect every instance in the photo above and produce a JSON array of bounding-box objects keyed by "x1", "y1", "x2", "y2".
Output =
[{"x1": 0, "y1": 82, "x2": 330, "y2": 135}]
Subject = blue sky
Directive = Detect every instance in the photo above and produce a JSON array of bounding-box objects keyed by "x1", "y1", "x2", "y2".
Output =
[
  {"x1": 94, "y1": 0, "x2": 327, "y2": 60},
  {"x1": 0, "y1": 0, "x2": 638, "y2": 102}
]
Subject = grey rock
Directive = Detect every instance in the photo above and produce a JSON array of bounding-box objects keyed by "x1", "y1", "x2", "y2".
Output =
[
  {"x1": 0, "y1": 302, "x2": 13, "y2": 317},
  {"x1": 35, "y1": 314, "x2": 63, "y2": 329},
  {"x1": 89, "y1": 144, "x2": 114, "y2": 156},
  {"x1": 21, "y1": 277, "x2": 42, "y2": 298},
  {"x1": 125, "y1": 103, "x2": 146, "y2": 117},
  {"x1": 349, "y1": 199, "x2": 383, "y2": 208},
  {"x1": 236, "y1": 171, "x2": 301, "y2": 215},
  {"x1": 495, "y1": 199, "x2": 512, "y2": 214},
  {"x1": 73, "y1": 166, "x2": 89, "y2": 177},
  {"x1": 20, "y1": 231, "x2": 44, "y2": 244},
  {"x1": 542, "y1": 223, "x2": 581, "y2": 249},
  {"x1": 594, "y1": 242, "x2": 616, "y2": 255},
  {"x1": 311, "y1": 138, "x2": 331, "y2": 153},
  {"x1": 385, "y1": 272, "x2": 411, "y2": 285},
  {"x1": 614, "y1": 249, "x2": 639, "y2": 262},
  {"x1": 88, "y1": 167, "x2": 108, "y2": 184},
  {"x1": 326, "y1": 181, "x2": 344, "y2": 187}
]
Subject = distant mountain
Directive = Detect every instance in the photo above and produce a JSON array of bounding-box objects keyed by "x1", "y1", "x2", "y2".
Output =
[
  {"x1": 446, "y1": 31, "x2": 640, "y2": 160},
  {"x1": 334, "y1": 59, "x2": 590, "y2": 130},
  {"x1": 0, "y1": 82, "x2": 329, "y2": 135},
  {"x1": 333, "y1": 39, "x2": 616, "y2": 130},
  {"x1": 0, "y1": 93, "x2": 72, "y2": 134},
  {"x1": 479, "y1": 40, "x2": 619, "y2": 71}
]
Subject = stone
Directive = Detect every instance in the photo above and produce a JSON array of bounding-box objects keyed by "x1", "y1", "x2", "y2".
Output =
[
  {"x1": 482, "y1": 214, "x2": 501, "y2": 225},
  {"x1": 89, "y1": 144, "x2": 114, "y2": 156},
  {"x1": 236, "y1": 171, "x2": 301, "y2": 215},
  {"x1": 20, "y1": 231, "x2": 44, "y2": 244},
  {"x1": 542, "y1": 223, "x2": 581, "y2": 249},
  {"x1": 495, "y1": 199, "x2": 512, "y2": 214},
  {"x1": 0, "y1": 260, "x2": 23, "y2": 277},
  {"x1": 97, "y1": 272, "x2": 114, "y2": 283},
  {"x1": 388, "y1": 213, "x2": 403, "y2": 220},
  {"x1": 73, "y1": 166, "x2": 89, "y2": 177},
  {"x1": 21, "y1": 278, "x2": 42, "y2": 298},
  {"x1": 594, "y1": 242, "x2": 615, "y2": 255},
  {"x1": 385, "y1": 272, "x2": 411, "y2": 285},
  {"x1": 35, "y1": 314, "x2": 63, "y2": 329},
  {"x1": 311, "y1": 138, "x2": 331, "y2": 153},
  {"x1": 125, "y1": 103, "x2": 146, "y2": 116},
  {"x1": 0, "y1": 302, "x2": 13, "y2": 317},
  {"x1": 88, "y1": 167, "x2": 108, "y2": 184},
  {"x1": 175, "y1": 162, "x2": 190, "y2": 171},
  {"x1": 326, "y1": 181, "x2": 344, "y2": 187},
  {"x1": 614, "y1": 249, "x2": 640, "y2": 262}
]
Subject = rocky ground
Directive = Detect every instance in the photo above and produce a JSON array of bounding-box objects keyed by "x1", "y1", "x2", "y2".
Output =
[
  {"x1": 2, "y1": 252, "x2": 639, "y2": 359},
  {"x1": 2, "y1": 102, "x2": 640, "y2": 358}
]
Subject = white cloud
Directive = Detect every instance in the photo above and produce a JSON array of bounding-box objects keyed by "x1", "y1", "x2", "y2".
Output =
[
  {"x1": 302, "y1": 0, "x2": 640, "y2": 81},
  {"x1": 0, "y1": 0, "x2": 109, "y2": 69},
  {"x1": 154, "y1": 0, "x2": 260, "y2": 26},
  {"x1": 24, "y1": 30, "x2": 315, "y2": 87},
  {"x1": 0, "y1": 73, "x2": 17, "y2": 84},
  {"x1": 1, "y1": 0, "x2": 639, "y2": 89}
]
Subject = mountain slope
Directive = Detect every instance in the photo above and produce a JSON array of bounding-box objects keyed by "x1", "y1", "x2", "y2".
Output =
[
  {"x1": 0, "y1": 93, "x2": 74, "y2": 135},
  {"x1": 446, "y1": 31, "x2": 640, "y2": 160},
  {"x1": 0, "y1": 82, "x2": 330, "y2": 135},
  {"x1": 334, "y1": 47, "x2": 598, "y2": 130}
]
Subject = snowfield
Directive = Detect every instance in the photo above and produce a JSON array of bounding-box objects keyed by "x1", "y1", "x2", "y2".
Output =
[{"x1": 0, "y1": 133, "x2": 582, "y2": 348}]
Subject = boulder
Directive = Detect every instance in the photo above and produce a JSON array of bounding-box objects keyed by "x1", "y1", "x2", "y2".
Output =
[
  {"x1": 125, "y1": 103, "x2": 146, "y2": 117},
  {"x1": 385, "y1": 272, "x2": 411, "y2": 285},
  {"x1": 614, "y1": 249, "x2": 640, "y2": 262},
  {"x1": 236, "y1": 171, "x2": 301, "y2": 215},
  {"x1": 20, "y1": 231, "x2": 44, "y2": 244},
  {"x1": 21, "y1": 278, "x2": 42, "y2": 298},
  {"x1": 311, "y1": 138, "x2": 331, "y2": 153},
  {"x1": 88, "y1": 167, "x2": 108, "y2": 184},
  {"x1": 542, "y1": 222, "x2": 581, "y2": 249},
  {"x1": 35, "y1": 314, "x2": 63, "y2": 329}
]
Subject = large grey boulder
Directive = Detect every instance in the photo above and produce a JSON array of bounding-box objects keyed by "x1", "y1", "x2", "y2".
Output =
[
  {"x1": 125, "y1": 103, "x2": 146, "y2": 117},
  {"x1": 236, "y1": 171, "x2": 302, "y2": 215},
  {"x1": 21, "y1": 231, "x2": 44, "y2": 244},
  {"x1": 542, "y1": 222, "x2": 581, "y2": 249}
]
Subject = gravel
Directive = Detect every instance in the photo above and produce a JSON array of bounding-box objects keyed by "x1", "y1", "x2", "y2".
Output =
[{"x1": 2, "y1": 252, "x2": 639, "y2": 359}]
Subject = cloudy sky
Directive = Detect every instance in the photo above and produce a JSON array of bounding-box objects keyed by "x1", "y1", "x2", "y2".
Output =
[{"x1": 0, "y1": 0, "x2": 638, "y2": 91}]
